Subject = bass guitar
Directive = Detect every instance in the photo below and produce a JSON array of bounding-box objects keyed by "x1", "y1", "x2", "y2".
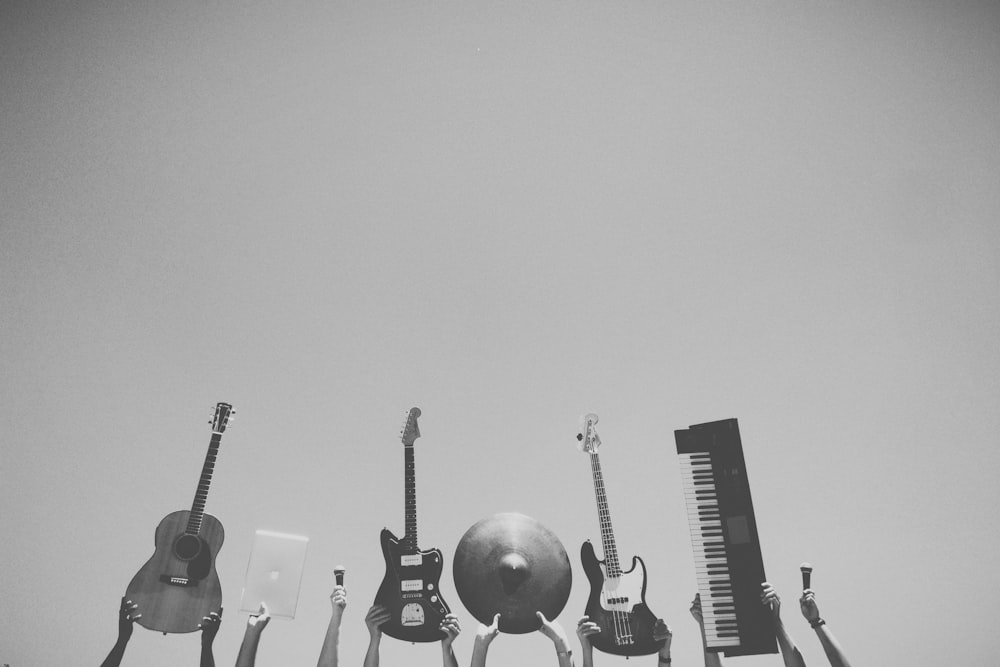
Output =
[
  {"x1": 125, "y1": 403, "x2": 233, "y2": 633},
  {"x1": 374, "y1": 407, "x2": 450, "y2": 642},
  {"x1": 578, "y1": 413, "x2": 664, "y2": 656}
]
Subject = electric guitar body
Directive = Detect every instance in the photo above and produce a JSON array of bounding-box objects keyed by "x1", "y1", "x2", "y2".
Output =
[
  {"x1": 126, "y1": 510, "x2": 224, "y2": 633},
  {"x1": 124, "y1": 403, "x2": 233, "y2": 634},
  {"x1": 577, "y1": 413, "x2": 665, "y2": 657},
  {"x1": 375, "y1": 528, "x2": 449, "y2": 642},
  {"x1": 581, "y1": 540, "x2": 663, "y2": 656},
  {"x1": 373, "y1": 407, "x2": 451, "y2": 642}
]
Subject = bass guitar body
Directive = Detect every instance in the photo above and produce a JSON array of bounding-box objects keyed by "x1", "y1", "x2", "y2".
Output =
[
  {"x1": 374, "y1": 528, "x2": 449, "y2": 642},
  {"x1": 125, "y1": 510, "x2": 225, "y2": 634},
  {"x1": 581, "y1": 540, "x2": 664, "y2": 656}
]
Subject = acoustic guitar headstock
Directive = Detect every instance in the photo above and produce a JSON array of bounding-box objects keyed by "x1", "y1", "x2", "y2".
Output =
[
  {"x1": 576, "y1": 412, "x2": 601, "y2": 453},
  {"x1": 400, "y1": 407, "x2": 421, "y2": 447},
  {"x1": 211, "y1": 403, "x2": 234, "y2": 434}
]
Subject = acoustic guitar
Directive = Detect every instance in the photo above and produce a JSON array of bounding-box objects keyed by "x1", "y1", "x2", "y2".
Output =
[
  {"x1": 374, "y1": 407, "x2": 451, "y2": 642},
  {"x1": 125, "y1": 403, "x2": 233, "y2": 633},
  {"x1": 578, "y1": 413, "x2": 665, "y2": 656}
]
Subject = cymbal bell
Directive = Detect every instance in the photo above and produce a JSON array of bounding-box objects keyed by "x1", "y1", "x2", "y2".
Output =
[{"x1": 453, "y1": 512, "x2": 572, "y2": 634}]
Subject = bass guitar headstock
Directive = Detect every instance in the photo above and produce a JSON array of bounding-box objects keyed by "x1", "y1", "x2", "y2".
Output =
[
  {"x1": 576, "y1": 412, "x2": 601, "y2": 453},
  {"x1": 211, "y1": 403, "x2": 234, "y2": 434},
  {"x1": 400, "y1": 407, "x2": 421, "y2": 447}
]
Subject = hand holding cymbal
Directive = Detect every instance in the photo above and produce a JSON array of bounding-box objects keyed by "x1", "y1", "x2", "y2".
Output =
[{"x1": 453, "y1": 513, "x2": 572, "y2": 634}]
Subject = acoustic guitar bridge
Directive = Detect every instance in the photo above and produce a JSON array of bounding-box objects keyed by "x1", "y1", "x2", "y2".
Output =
[{"x1": 159, "y1": 575, "x2": 196, "y2": 587}]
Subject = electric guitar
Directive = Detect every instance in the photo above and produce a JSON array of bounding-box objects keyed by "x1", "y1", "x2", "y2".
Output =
[
  {"x1": 125, "y1": 403, "x2": 233, "y2": 633},
  {"x1": 578, "y1": 413, "x2": 664, "y2": 656},
  {"x1": 374, "y1": 407, "x2": 450, "y2": 642}
]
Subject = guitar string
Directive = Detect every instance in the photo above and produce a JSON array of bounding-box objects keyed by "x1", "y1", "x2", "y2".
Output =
[{"x1": 591, "y1": 450, "x2": 629, "y2": 647}]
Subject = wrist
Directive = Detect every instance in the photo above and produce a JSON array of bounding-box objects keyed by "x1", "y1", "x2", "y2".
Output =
[{"x1": 809, "y1": 618, "x2": 826, "y2": 629}]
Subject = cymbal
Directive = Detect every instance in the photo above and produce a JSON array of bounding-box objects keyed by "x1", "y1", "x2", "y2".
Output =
[{"x1": 453, "y1": 512, "x2": 572, "y2": 634}]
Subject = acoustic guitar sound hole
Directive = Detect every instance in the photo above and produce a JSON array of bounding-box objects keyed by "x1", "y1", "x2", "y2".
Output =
[{"x1": 173, "y1": 534, "x2": 203, "y2": 561}]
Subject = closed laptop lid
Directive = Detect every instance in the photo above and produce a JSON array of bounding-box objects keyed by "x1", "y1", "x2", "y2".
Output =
[{"x1": 239, "y1": 529, "x2": 309, "y2": 619}]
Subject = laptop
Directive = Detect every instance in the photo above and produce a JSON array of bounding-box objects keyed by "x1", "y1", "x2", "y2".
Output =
[{"x1": 239, "y1": 530, "x2": 310, "y2": 619}]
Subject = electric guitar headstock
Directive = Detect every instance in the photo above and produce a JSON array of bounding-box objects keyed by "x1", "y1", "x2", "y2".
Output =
[
  {"x1": 400, "y1": 407, "x2": 421, "y2": 447},
  {"x1": 576, "y1": 412, "x2": 601, "y2": 453},
  {"x1": 211, "y1": 403, "x2": 234, "y2": 435}
]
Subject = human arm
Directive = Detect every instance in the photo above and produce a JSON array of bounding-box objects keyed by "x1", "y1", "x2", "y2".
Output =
[
  {"x1": 469, "y1": 613, "x2": 500, "y2": 667},
  {"x1": 363, "y1": 605, "x2": 392, "y2": 667},
  {"x1": 440, "y1": 613, "x2": 461, "y2": 667},
  {"x1": 800, "y1": 590, "x2": 851, "y2": 667},
  {"x1": 689, "y1": 594, "x2": 723, "y2": 667},
  {"x1": 100, "y1": 597, "x2": 141, "y2": 667},
  {"x1": 761, "y1": 583, "x2": 806, "y2": 667},
  {"x1": 537, "y1": 612, "x2": 574, "y2": 667},
  {"x1": 653, "y1": 619, "x2": 672, "y2": 666},
  {"x1": 575, "y1": 616, "x2": 600, "y2": 667},
  {"x1": 235, "y1": 603, "x2": 271, "y2": 667},
  {"x1": 199, "y1": 608, "x2": 222, "y2": 667},
  {"x1": 317, "y1": 585, "x2": 347, "y2": 667}
]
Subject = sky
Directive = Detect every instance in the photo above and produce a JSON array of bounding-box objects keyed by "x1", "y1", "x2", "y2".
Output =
[{"x1": 1, "y1": 1, "x2": 998, "y2": 665}]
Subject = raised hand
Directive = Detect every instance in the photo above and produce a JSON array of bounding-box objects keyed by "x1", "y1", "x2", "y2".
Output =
[
  {"x1": 576, "y1": 615, "x2": 601, "y2": 649},
  {"x1": 330, "y1": 585, "x2": 347, "y2": 615},
  {"x1": 365, "y1": 604, "x2": 391, "y2": 639},
  {"x1": 800, "y1": 589, "x2": 821, "y2": 623},
  {"x1": 689, "y1": 593, "x2": 704, "y2": 627},
  {"x1": 118, "y1": 597, "x2": 140, "y2": 640},
  {"x1": 199, "y1": 608, "x2": 223, "y2": 644},
  {"x1": 536, "y1": 611, "x2": 569, "y2": 648},
  {"x1": 440, "y1": 613, "x2": 461, "y2": 648},
  {"x1": 761, "y1": 582, "x2": 782, "y2": 620},
  {"x1": 653, "y1": 618, "x2": 672, "y2": 652},
  {"x1": 248, "y1": 602, "x2": 271, "y2": 634},
  {"x1": 100, "y1": 597, "x2": 142, "y2": 667},
  {"x1": 476, "y1": 613, "x2": 501, "y2": 645}
]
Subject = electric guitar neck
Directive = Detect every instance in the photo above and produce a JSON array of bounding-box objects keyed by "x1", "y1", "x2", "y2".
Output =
[{"x1": 374, "y1": 407, "x2": 450, "y2": 642}]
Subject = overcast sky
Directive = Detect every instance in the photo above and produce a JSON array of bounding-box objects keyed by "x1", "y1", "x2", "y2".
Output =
[{"x1": 2, "y1": 2, "x2": 998, "y2": 666}]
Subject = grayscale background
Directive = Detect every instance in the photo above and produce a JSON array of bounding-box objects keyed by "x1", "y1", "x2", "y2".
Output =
[{"x1": 2, "y1": 1, "x2": 998, "y2": 665}]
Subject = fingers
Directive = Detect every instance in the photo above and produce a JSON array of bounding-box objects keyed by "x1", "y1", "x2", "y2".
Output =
[
  {"x1": 198, "y1": 612, "x2": 220, "y2": 629},
  {"x1": 248, "y1": 602, "x2": 270, "y2": 629},
  {"x1": 365, "y1": 605, "x2": 392, "y2": 627},
  {"x1": 652, "y1": 618, "x2": 672, "y2": 641},
  {"x1": 689, "y1": 593, "x2": 703, "y2": 622},
  {"x1": 121, "y1": 599, "x2": 140, "y2": 621},
  {"x1": 490, "y1": 612, "x2": 501, "y2": 629},
  {"x1": 440, "y1": 614, "x2": 461, "y2": 638},
  {"x1": 535, "y1": 611, "x2": 548, "y2": 623},
  {"x1": 760, "y1": 582, "x2": 779, "y2": 609},
  {"x1": 575, "y1": 617, "x2": 601, "y2": 638},
  {"x1": 199, "y1": 611, "x2": 221, "y2": 629}
]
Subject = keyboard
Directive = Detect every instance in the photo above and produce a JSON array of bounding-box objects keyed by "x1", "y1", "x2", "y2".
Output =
[{"x1": 675, "y1": 418, "x2": 777, "y2": 656}]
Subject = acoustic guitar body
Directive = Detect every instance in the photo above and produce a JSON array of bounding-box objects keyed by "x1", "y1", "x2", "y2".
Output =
[
  {"x1": 374, "y1": 528, "x2": 449, "y2": 642},
  {"x1": 581, "y1": 540, "x2": 664, "y2": 656},
  {"x1": 126, "y1": 510, "x2": 225, "y2": 634}
]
